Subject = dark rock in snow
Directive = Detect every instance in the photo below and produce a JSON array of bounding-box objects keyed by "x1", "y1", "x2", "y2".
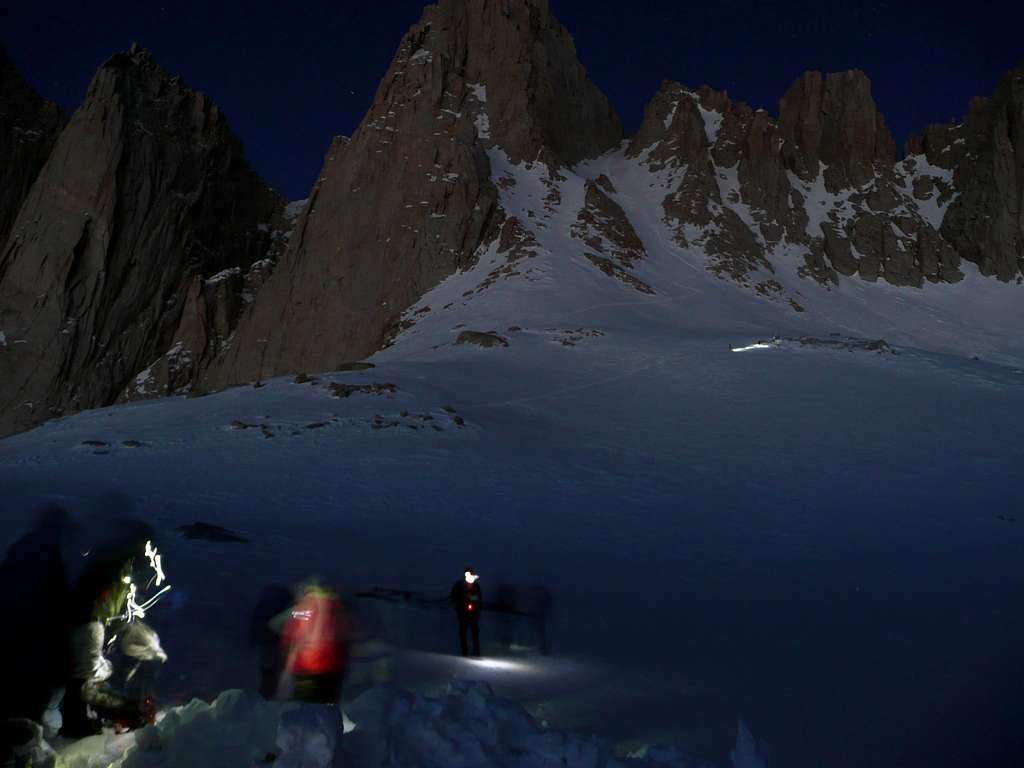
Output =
[
  {"x1": 328, "y1": 382, "x2": 397, "y2": 399},
  {"x1": 456, "y1": 331, "x2": 509, "y2": 348}
]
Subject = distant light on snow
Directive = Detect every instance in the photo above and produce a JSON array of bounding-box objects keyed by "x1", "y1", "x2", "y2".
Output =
[
  {"x1": 469, "y1": 658, "x2": 529, "y2": 672},
  {"x1": 731, "y1": 343, "x2": 775, "y2": 353}
]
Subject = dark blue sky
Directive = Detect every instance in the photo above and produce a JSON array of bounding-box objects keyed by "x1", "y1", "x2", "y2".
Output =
[{"x1": 2, "y1": 1, "x2": 1019, "y2": 200}]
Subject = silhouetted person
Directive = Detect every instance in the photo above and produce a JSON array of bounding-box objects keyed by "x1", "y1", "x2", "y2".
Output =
[
  {"x1": 0, "y1": 506, "x2": 72, "y2": 759},
  {"x1": 61, "y1": 517, "x2": 159, "y2": 738},
  {"x1": 450, "y1": 567, "x2": 482, "y2": 657},
  {"x1": 526, "y1": 583, "x2": 553, "y2": 655},
  {"x1": 493, "y1": 582, "x2": 519, "y2": 650}
]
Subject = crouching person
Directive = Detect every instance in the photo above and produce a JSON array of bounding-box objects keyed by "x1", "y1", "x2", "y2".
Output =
[{"x1": 61, "y1": 526, "x2": 167, "y2": 738}]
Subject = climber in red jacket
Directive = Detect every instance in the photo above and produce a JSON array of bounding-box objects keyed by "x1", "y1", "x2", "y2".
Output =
[{"x1": 280, "y1": 584, "x2": 349, "y2": 703}]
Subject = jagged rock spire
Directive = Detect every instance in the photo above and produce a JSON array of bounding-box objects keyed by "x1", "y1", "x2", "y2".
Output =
[
  {"x1": 0, "y1": 46, "x2": 283, "y2": 436},
  {"x1": 206, "y1": 0, "x2": 622, "y2": 387}
]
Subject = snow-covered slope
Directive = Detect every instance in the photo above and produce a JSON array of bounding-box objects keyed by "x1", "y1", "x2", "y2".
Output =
[
  {"x1": 2, "y1": 285, "x2": 1023, "y2": 765},
  {"x1": 2, "y1": 25, "x2": 1023, "y2": 768},
  {"x1": 390, "y1": 142, "x2": 1024, "y2": 368}
]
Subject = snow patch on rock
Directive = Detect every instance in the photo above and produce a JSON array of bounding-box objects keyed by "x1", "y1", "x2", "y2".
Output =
[
  {"x1": 285, "y1": 199, "x2": 309, "y2": 220},
  {"x1": 787, "y1": 164, "x2": 859, "y2": 239},
  {"x1": 205, "y1": 267, "x2": 242, "y2": 285},
  {"x1": 467, "y1": 83, "x2": 487, "y2": 104},
  {"x1": 698, "y1": 104, "x2": 724, "y2": 145},
  {"x1": 663, "y1": 99, "x2": 679, "y2": 129},
  {"x1": 896, "y1": 154, "x2": 957, "y2": 230}
]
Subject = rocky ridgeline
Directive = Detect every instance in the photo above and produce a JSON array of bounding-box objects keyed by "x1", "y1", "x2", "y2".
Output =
[
  {"x1": 0, "y1": 0, "x2": 1021, "y2": 436},
  {"x1": 627, "y1": 74, "x2": 958, "y2": 296},
  {"x1": 0, "y1": 45, "x2": 285, "y2": 436},
  {"x1": 203, "y1": 0, "x2": 621, "y2": 389}
]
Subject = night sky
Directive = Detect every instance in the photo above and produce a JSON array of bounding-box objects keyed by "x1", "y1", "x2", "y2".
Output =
[{"x1": 3, "y1": 0, "x2": 1020, "y2": 200}]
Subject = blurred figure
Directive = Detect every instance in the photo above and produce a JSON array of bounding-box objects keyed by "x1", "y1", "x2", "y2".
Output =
[
  {"x1": 493, "y1": 582, "x2": 519, "y2": 649},
  {"x1": 0, "y1": 505, "x2": 73, "y2": 760},
  {"x1": 250, "y1": 585, "x2": 294, "y2": 699},
  {"x1": 526, "y1": 583, "x2": 553, "y2": 655},
  {"x1": 60, "y1": 517, "x2": 166, "y2": 738},
  {"x1": 279, "y1": 584, "x2": 349, "y2": 704},
  {"x1": 450, "y1": 567, "x2": 482, "y2": 658}
]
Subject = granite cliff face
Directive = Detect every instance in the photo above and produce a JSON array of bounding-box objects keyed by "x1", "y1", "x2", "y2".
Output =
[
  {"x1": 0, "y1": 3, "x2": 1021, "y2": 437},
  {"x1": 0, "y1": 46, "x2": 284, "y2": 436},
  {"x1": 911, "y1": 64, "x2": 1024, "y2": 281},
  {"x1": 205, "y1": 0, "x2": 622, "y2": 386},
  {"x1": 0, "y1": 47, "x2": 65, "y2": 249}
]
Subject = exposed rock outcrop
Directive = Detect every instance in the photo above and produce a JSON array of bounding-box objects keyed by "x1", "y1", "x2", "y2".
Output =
[
  {"x1": 922, "y1": 64, "x2": 1024, "y2": 281},
  {"x1": 0, "y1": 5, "x2": 1021, "y2": 438},
  {"x1": 206, "y1": 0, "x2": 622, "y2": 387},
  {"x1": 778, "y1": 70, "x2": 896, "y2": 192},
  {"x1": 0, "y1": 46, "x2": 283, "y2": 436},
  {"x1": 625, "y1": 70, "x2": 964, "y2": 292},
  {"x1": 0, "y1": 46, "x2": 65, "y2": 248},
  {"x1": 572, "y1": 179, "x2": 652, "y2": 293}
]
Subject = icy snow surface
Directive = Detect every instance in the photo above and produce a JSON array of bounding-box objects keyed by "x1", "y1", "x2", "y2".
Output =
[
  {"x1": 54, "y1": 682, "x2": 752, "y2": 768},
  {"x1": 2, "y1": 146, "x2": 1024, "y2": 768}
]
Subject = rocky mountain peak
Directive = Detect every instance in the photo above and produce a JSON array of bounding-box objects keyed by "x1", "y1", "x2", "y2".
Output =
[
  {"x1": 0, "y1": 46, "x2": 284, "y2": 436},
  {"x1": 1, "y1": 11, "x2": 1022, "y2": 438},
  {"x1": 936, "y1": 62, "x2": 1024, "y2": 280},
  {"x1": 628, "y1": 82, "x2": 711, "y2": 168},
  {"x1": 401, "y1": 0, "x2": 623, "y2": 165},
  {"x1": 205, "y1": 0, "x2": 621, "y2": 388},
  {"x1": 778, "y1": 69, "x2": 896, "y2": 192}
]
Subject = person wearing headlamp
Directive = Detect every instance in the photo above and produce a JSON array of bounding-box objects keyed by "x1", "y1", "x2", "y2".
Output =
[{"x1": 450, "y1": 567, "x2": 483, "y2": 658}]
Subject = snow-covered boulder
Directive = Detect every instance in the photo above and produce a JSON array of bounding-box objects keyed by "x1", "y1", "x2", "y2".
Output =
[
  {"x1": 275, "y1": 704, "x2": 342, "y2": 768},
  {"x1": 118, "y1": 690, "x2": 279, "y2": 767}
]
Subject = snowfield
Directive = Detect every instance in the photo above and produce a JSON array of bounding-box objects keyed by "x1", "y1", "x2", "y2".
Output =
[
  {"x1": 44, "y1": 682, "x2": 764, "y2": 768},
  {"x1": 2, "y1": 148, "x2": 1024, "y2": 768}
]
